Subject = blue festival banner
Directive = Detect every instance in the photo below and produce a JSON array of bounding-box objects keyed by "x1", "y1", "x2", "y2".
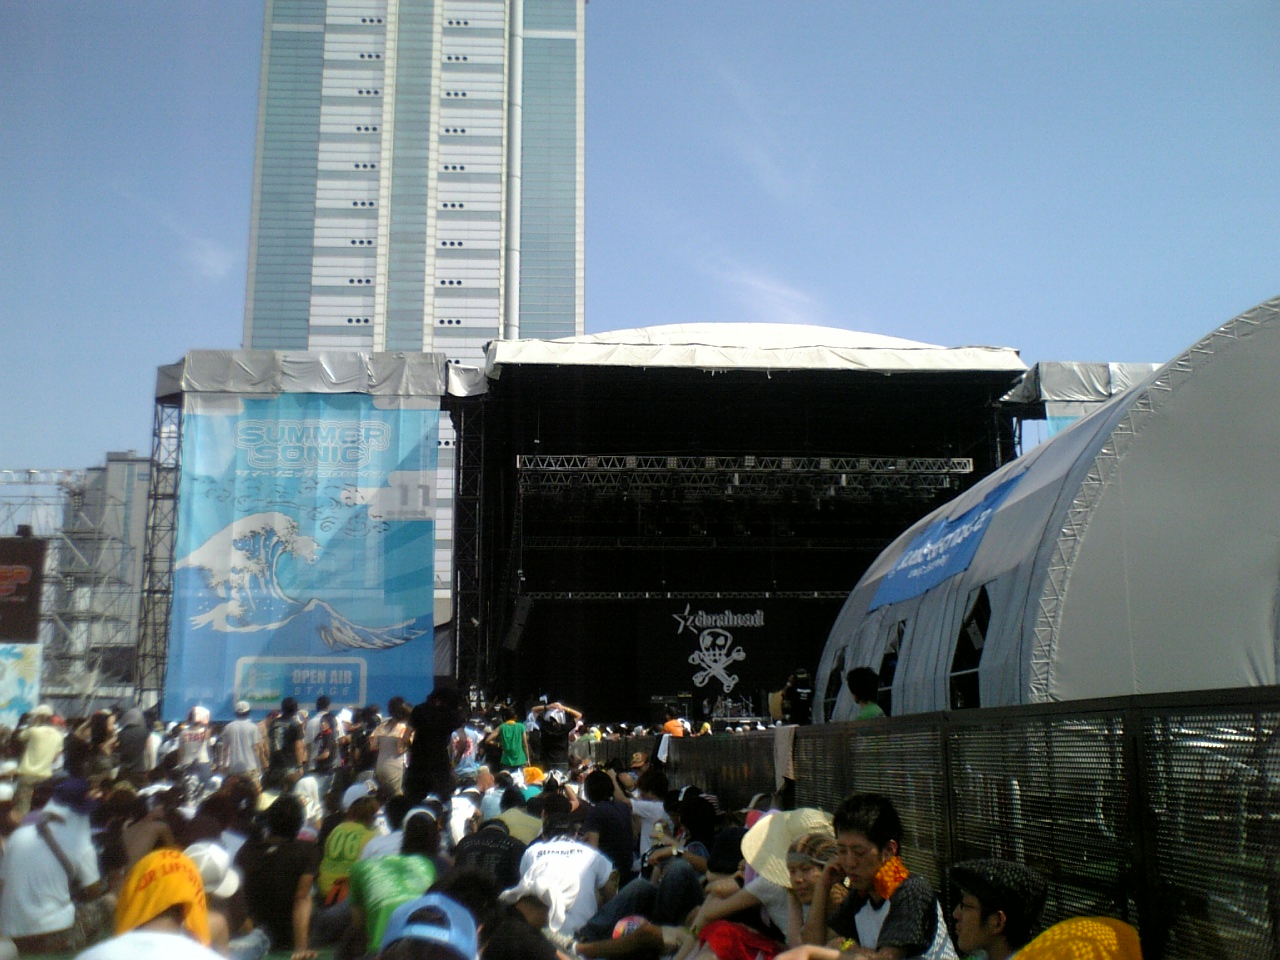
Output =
[
  {"x1": 165, "y1": 392, "x2": 438, "y2": 720},
  {"x1": 868, "y1": 472, "x2": 1023, "y2": 611}
]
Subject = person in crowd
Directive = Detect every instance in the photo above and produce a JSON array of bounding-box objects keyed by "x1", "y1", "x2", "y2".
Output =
[
  {"x1": 234, "y1": 793, "x2": 320, "y2": 960},
  {"x1": 361, "y1": 794, "x2": 414, "y2": 860},
  {"x1": 74, "y1": 848, "x2": 222, "y2": 960},
  {"x1": 449, "y1": 715, "x2": 484, "y2": 787},
  {"x1": 630, "y1": 768, "x2": 671, "y2": 872},
  {"x1": 510, "y1": 800, "x2": 617, "y2": 941},
  {"x1": 178, "y1": 707, "x2": 213, "y2": 791},
  {"x1": 0, "y1": 777, "x2": 115, "y2": 954},
  {"x1": 264, "y1": 697, "x2": 307, "y2": 791},
  {"x1": 115, "y1": 705, "x2": 151, "y2": 788},
  {"x1": 532, "y1": 700, "x2": 582, "y2": 773},
  {"x1": 496, "y1": 786, "x2": 543, "y2": 845},
  {"x1": 481, "y1": 770, "x2": 514, "y2": 820},
  {"x1": 303, "y1": 696, "x2": 330, "y2": 767},
  {"x1": 14, "y1": 705, "x2": 64, "y2": 813},
  {"x1": 374, "y1": 697, "x2": 414, "y2": 797},
  {"x1": 120, "y1": 791, "x2": 178, "y2": 874},
  {"x1": 686, "y1": 811, "x2": 837, "y2": 960},
  {"x1": 376, "y1": 892, "x2": 477, "y2": 960},
  {"x1": 343, "y1": 812, "x2": 442, "y2": 959},
  {"x1": 583, "y1": 768, "x2": 636, "y2": 885},
  {"x1": 318, "y1": 795, "x2": 381, "y2": 907},
  {"x1": 184, "y1": 839, "x2": 270, "y2": 960},
  {"x1": 220, "y1": 701, "x2": 266, "y2": 784},
  {"x1": 661, "y1": 707, "x2": 685, "y2": 738},
  {"x1": 307, "y1": 699, "x2": 343, "y2": 799},
  {"x1": 777, "y1": 793, "x2": 956, "y2": 960},
  {"x1": 845, "y1": 668, "x2": 887, "y2": 720},
  {"x1": 405, "y1": 686, "x2": 468, "y2": 804},
  {"x1": 484, "y1": 707, "x2": 529, "y2": 773},
  {"x1": 452, "y1": 817, "x2": 525, "y2": 891},
  {"x1": 948, "y1": 859, "x2": 1048, "y2": 960}
]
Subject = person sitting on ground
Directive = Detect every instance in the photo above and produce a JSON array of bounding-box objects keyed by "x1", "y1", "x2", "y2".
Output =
[
  {"x1": 776, "y1": 793, "x2": 957, "y2": 960},
  {"x1": 318, "y1": 795, "x2": 381, "y2": 907},
  {"x1": 234, "y1": 793, "x2": 320, "y2": 960},
  {"x1": 75, "y1": 848, "x2": 221, "y2": 959},
  {"x1": 120, "y1": 791, "x2": 178, "y2": 873},
  {"x1": 184, "y1": 839, "x2": 270, "y2": 960},
  {"x1": 948, "y1": 859, "x2": 1047, "y2": 960},
  {"x1": 453, "y1": 817, "x2": 526, "y2": 891},
  {"x1": 434, "y1": 867, "x2": 558, "y2": 960},
  {"x1": 341, "y1": 811, "x2": 442, "y2": 960},
  {"x1": 583, "y1": 769, "x2": 637, "y2": 885},
  {"x1": 511, "y1": 800, "x2": 617, "y2": 942},
  {"x1": 362, "y1": 794, "x2": 415, "y2": 860},
  {"x1": 845, "y1": 668, "x2": 886, "y2": 721},
  {"x1": 1015, "y1": 916, "x2": 1143, "y2": 960},
  {"x1": 376, "y1": 892, "x2": 477, "y2": 960},
  {"x1": 496, "y1": 785, "x2": 543, "y2": 845}
]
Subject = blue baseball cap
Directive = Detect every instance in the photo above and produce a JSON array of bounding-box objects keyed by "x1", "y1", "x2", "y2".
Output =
[{"x1": 381, "y1": 892, "x2": 477, "y2": 958}]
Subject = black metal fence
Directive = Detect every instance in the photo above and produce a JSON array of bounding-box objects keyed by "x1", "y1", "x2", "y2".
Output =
[{"x1": 586, "y1": 687, "x2": 1280, "y2": 959}]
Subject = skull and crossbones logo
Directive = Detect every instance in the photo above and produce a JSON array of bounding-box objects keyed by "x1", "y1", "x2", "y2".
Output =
[{"x1": 688, "y1": 628, "x2": 746, "y2": 692}]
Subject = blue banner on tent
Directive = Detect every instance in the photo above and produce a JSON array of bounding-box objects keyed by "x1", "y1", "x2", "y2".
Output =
[
  {"x1": 869, "y1": 472, "x2": 1023, "y2": 611},
  {"x1": 164, "y1": 392, "x2": 438, "y2": 721}
]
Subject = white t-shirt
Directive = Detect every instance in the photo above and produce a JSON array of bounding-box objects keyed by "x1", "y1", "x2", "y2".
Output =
[
  {"x1": 745, "y1": 875, "x2": 791, "y2": 933},
  {"x1": 518, "y1": 838, "x2": 615, "y2": 937},
  {"x1": 629, "y1": 796, "x2": 669, "y2": 859},
  {"x1": 360, "y1": 829, "x2": 404, "y2": 860},
  {"x1": 0, "y1": 804, "x2": 100, "y2": 937},
  {"x1": 76, "y1": 929, "x2": 224, "y2": 959}
]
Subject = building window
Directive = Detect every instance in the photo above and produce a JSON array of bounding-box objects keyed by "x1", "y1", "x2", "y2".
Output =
[{"x1": 950, "y1": 585, "x2": 991, "y2": 710}]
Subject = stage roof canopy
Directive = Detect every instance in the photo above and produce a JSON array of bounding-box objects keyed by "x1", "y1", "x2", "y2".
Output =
[
  {"x1": 486, "y1": 323, "x2": 1026, "y2": 376},
  {"x1": 815, "y1": 295, "x2": 1280, "y2": 721}
]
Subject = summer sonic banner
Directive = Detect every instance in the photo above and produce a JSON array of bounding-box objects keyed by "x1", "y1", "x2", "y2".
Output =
[
  {"x1": 165, "y1": 392, "x2": 438, "y2": 720},
  {"x1": 869, "y1": 471, "x2": 1023, "y2": 611}
]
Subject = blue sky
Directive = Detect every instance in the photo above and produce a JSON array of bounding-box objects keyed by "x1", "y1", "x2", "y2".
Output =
[{"x1": 3, "y1": 1, "x2": 1277, "y2": 469}]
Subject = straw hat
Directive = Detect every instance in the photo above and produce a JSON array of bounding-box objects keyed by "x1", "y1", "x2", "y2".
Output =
[{"x1": 740, "y1": 807, "x2": 834, "y2": 888}]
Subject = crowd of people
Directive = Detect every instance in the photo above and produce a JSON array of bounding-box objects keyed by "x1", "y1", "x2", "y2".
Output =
[{"x1": 0, "y1": 690, "x2": 1143, "y2": 960}]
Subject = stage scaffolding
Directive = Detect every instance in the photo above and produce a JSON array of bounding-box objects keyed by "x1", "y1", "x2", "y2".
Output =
[{"x1": 136, "y1": 395, "x2": 182, "y2": 704}]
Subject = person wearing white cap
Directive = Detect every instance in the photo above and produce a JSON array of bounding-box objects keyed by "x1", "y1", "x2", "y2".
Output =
[
  {"x1": 14, "y1": 704, "x2": 63, "y2": 814},
  {"x1": 220, "y1": 702, "x2": 266, "y2": 784},
  {"x1": 183, "y1": 841, "x2": 270, "y2": 960}
]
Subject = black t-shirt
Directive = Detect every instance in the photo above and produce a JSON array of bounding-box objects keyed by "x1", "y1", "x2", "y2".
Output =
[
  {"x1": 267, "y1": 715, "x2": 304, "y2": 773},
  {"x1": 583, "y1": 798, "x2": 634, "y2": 876},
  {"x1": 452, "y1": 826, "x2": 527, "y2": 890},
  {"x1": 235, "y1": 836, "x2": 321, "y2": 949},
  {"x1": 827, "y1": 873, "x2": 940, "y2": 956},
  {"x1": 537, "y1": 714, "x2": 571, "y2": 766}
]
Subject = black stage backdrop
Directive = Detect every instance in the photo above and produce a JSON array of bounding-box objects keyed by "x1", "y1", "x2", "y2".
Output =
[
  {"x1": 508, "y1": 597, "x2": 843, "y2": 723},
  {"x1": 0, "y1": 538, "x2": 45, "y2": 642}
]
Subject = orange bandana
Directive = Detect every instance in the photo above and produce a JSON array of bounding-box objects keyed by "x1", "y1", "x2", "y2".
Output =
[
  {"x1": 115, "y1": 849, "x2": 211, "y2": 946},
  {"x1": 872, "y1": 855, "x2": 910, "y2": 901}
]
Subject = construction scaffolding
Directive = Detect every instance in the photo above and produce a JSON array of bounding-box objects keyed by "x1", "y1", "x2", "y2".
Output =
[
  {"x1": 135, "y1": 396, "x2": 182, "y2": 706},
  {"x1": 0, "y1": 463, "x2": 144, "y2": 712}
]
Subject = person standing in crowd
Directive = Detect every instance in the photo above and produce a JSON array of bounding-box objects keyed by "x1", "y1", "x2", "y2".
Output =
[
  {"x1": 220, "y1": 700, "x2": 266, "y2": 784},
  {"x1": 405, "y1": 686, "x2": 467, "y2": 804},
  {"x1": 532, "y1": 700, "x2": 582, "y2": 773},
  {"x1": 114, "y1": 705, "x2": 150, "y2": 788},
  {"x1": 845, "y1": 668, "x2": 887, "y2": 720},
  {"x1": 948, "y1": 859, "x2": 1048, "y2": 960},
  {"x1": 0, "y1": 778, "x2": 114, "y2": 954},
  {"x1": 374, "y1": 697, "x2": 413, "y2": 797},
  {"x1": 485, "y1": 707, "x2": 530, "y2": 772},
  {"x1": 304, "y1": 696, "x2": 331, "y2": 765},
  {"x1": 780, "y1": 793, "x2": 957, "y2": 960},
  {"x1": 178, "y1": 707, "x2": 213, "y2": 790},
  {"x1": 264, "y1": 697, "x2": 307, "y2": 790},
  {"x1": 13, "y1": 704, "x2": 63, "y2": 814}
]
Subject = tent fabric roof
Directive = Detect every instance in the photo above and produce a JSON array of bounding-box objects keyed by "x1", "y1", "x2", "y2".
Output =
[
  {"x1": 815, "y1": 294, "x2": 1280, "y2": 720},
  {"x1": 486, "y1": 323, "x2": 1026, "y2": 375},
  {"x1": 1002, "y1": 361, "x2": 1162, "y2": 405},
  {"x1": 156, "y1": 350, "x2": 459, "y2": 398}
]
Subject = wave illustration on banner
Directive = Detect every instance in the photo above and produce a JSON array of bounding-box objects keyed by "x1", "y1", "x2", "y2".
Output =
[{"x1": 174, "y1": 512, "x2": 429, "y2": 650}]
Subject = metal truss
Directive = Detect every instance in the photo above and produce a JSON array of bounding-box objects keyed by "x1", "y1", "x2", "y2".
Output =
[
  {"x1": 517, "y1": 454, "x2": 972, "y2": 501},
  {"x1": 452, "y1": 402, "x2": 486, "y2": 694},
  {"x1": 520, "y1": 536, "x2": 891, "y2": 552},
  {"x1": 136, "y1": 398, "x2": 182, "y2": 706},
  {"x1": 520, "y1": 590, "x2": 850, "y2": 601}
]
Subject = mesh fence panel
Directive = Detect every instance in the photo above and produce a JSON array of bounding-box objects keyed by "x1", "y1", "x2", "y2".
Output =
[
  {"x1": 668, "y1": 732, "x2": 777, "y2": 812},
  {"x1": 1141, "y1": 709, "x2": 1280, "y2": 960}
]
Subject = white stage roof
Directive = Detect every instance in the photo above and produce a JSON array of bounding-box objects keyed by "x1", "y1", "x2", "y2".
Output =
[{"x1": 486, "y1": 323, "x2": 1026, "y2": 375}]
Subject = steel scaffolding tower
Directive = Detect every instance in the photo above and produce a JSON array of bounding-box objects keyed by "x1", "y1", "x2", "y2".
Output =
[{"x1": 136, "y1": 397, "x2": 182, "y2": 705}]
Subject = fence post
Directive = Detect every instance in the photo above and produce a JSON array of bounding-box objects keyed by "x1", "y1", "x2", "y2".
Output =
[{"x1": 1123, "y1": 703, "x2": 1164, "y2": 958}]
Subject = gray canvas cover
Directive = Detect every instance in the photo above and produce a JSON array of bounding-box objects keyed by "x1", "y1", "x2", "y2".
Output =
[{"x1": 817, "y1": 295, "x2": 1280, "y2": 721}]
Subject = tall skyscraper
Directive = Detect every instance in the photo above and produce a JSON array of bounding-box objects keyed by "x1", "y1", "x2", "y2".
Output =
[
  {"x1": 243, "y1": 0, "x2": 585, "y2": 356},
  {"x1": 241, "y1": 0, "x2": 585, "y2": 634}
]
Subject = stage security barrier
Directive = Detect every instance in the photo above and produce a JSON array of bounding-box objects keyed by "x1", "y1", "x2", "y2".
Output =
[{"x1": 585, "y1": 687, "x2": 1280, "y2": 960}]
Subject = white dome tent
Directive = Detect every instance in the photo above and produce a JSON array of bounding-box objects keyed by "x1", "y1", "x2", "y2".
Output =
[{"x1": 816, "y1": 295, "x2": 1280, "y2": 722}]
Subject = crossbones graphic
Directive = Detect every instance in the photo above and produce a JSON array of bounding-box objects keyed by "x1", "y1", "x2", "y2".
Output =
[{"x1": 688, "y1": 628, "x2": 746, "y2": 691}]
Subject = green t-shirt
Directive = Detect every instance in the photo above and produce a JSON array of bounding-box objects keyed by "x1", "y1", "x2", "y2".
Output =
[
  {"x1": 318, "y1": 820, "x2": 376, "y2": 897},
  {"x1": 856, "y1": 701, "x2": 887, "y2": 720},
  {"x1": 348, "y1": 854, "x2": 438, "y2": 951},
  {"x1": 498, "y1": 720, "x2": 527, "y2": 766}
]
